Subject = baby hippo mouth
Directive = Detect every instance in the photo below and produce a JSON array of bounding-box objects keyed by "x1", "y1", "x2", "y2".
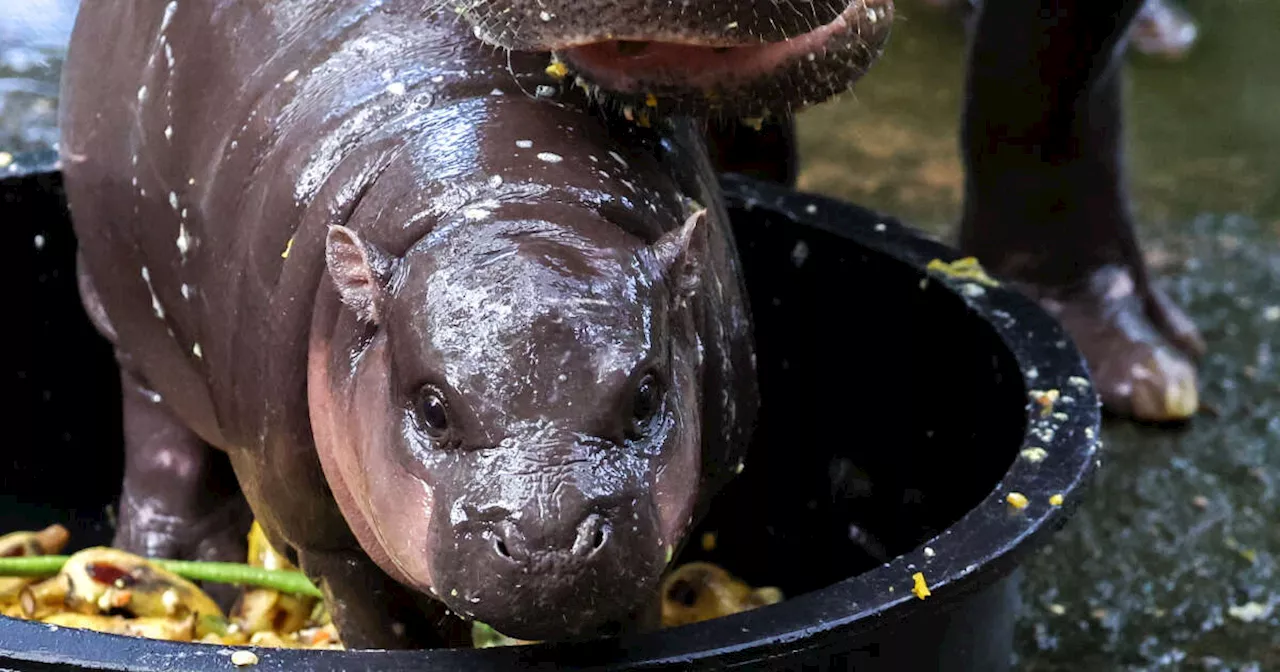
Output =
[
  {"x1": 431, "y1": 502, "x2": 668, "y2": 642},
  {"x1": 457, "y1": 0, "x2": 895, "y2": 117}
]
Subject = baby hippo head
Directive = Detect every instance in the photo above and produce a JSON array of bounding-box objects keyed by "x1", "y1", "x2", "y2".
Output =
[{"x1": 318, "y1": 202, "x2": 707, "y2": 641}]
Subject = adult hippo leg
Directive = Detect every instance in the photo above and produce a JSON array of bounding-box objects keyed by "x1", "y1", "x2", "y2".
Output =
[
  {"x1": 958, "y1": 0, "x2": 1205, "y2": 421},
  {"x1": 923, "y1": 0, "x2": 1198, "y2": 60}
]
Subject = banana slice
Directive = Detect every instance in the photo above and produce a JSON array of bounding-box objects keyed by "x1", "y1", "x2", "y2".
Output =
[
  {"x1": 41, "y1": 612, "x2": 197, "y2": 641},
  {"x1": 60, "y1": 547, "x2": 225, "y2": 637},
  {"x1": 0, "y1": 525, "x2": 71, "y2": 604},
  {"x1": 19, "y1": 575, "x2": 70, "y2": 619},
  {"x1": 232, "y1": 522, "x2": 318, "y2": 636},
  {"x1": 659, "y1": 562, "x2": 783, "y2": 628}
]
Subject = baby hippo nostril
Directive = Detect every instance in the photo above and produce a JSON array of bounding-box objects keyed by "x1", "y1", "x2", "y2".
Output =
[
  {"x1": 572, "y1": 513, "x2": 610, "y2": 558},
  {"x1": 490, "y1": 523, "x2": 526, "y2": 564}
]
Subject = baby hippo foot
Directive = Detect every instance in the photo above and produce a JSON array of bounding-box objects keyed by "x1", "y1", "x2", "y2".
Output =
[
  {"x1": 1129, "y1": 0, "x2": 1199, "y2": 61},
  {"x1": 112, "y1": 368, "x2": 255, "y2": 611},
  {"x1": 114, "y1": 491, "x2": 254, "y2": 611},
  {"x1": 1022, "y1": 265, "x2": 1205, "y2": 423}
]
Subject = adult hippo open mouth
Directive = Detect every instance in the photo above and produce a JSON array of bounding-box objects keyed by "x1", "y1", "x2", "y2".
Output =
[{"x1": 452, "y1": 0, "x2": 895, "y2": 117}]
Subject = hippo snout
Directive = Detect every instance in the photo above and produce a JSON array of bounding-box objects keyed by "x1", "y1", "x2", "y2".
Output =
[
  {"x1": 433, "y1": 497, "x2": 665, "y2": 641},
  {"x1": 490, "y1": 513, "x2": 609, "y2": 565}
]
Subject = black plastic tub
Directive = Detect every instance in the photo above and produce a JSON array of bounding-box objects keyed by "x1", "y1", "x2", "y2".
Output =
[{"x1": 1, "y1": 153, "x2": 1102, "y2": 671}]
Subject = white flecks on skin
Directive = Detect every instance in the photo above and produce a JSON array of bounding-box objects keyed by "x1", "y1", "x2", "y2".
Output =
[
  {"x1": 187, "y1": 177, "x2": 195, "y2": 186},
  {"x1": 515, "y1": 140, "x2": 533, "y2": 149},
  {"x1": 131, "y1": 154, "x2": 139, "y2": 166},
  {"x1": 386, "y1": 81, "x2": 406, "y2": 96},
  {"x1": 490, "y1": 88, "x2": 503, "y2": 96},
  {"x1": 192, "y1": 342, "x2": 203, "y2": 359},
  {"x1": 137, "y1": 85, "x2": 149, "y2": 104},
  {"x1": 805, "y1": 203, "x2": 818, "y2": 215},
  {"x1": 139, "y1": 187, "x2": 147, "y2": 197},
  {"x1": 608, "y1": 151, "x2": 628, "y2": 168},
  {"x1": 180, "y1": 283, "x2": 193, "y2": 300},
  {"x1": 539, "y1": 10, "x2": 553, "y2": 21},
  {"x1": 148, "y1": 391, "x2": 163, "y2": 404},
  {"x1": 381, "y1": 68, "x2": 394, "y2": 81},
  {"x1": 874, "y1": 223, "x2": 887, "y2": 232},
  {"x1": 463, "y1": 208, "x2": 491, "y2": 221},
  {"x1": 159, "y1": 1, "x2": 178, "y2": 32},
  {"x1": 168, "y1": 191, "x2": 179, "y2": 210},
  {"x1": 181, "y1": 208, "x2": 188, "y2": 219},
  {"x1": 488, "y1": 174, "x2": 503, "y2": 188},
  {"x1": 431, "y1": 75, "x2": 445, "y2": 83},
  {"x1": 34, "y1": 234, "x2": 45, "y2": 250},
  {"x1": 536, "y1": 152, "x2": 563, "y2": 164},
  {"x1": 283, "y1": 69, "x2": 300, "y2": 83},
  {"x1": 588, "y1": 155, "x2": 598, "y2": 163},
  {"x1": 140, "y1": 266, "x2": 165, "y2": 320},
  {"x1": 176, "y1": 224, "x2": 192, "y2": 257}
]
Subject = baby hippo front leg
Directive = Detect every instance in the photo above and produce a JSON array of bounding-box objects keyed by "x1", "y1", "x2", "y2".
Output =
[{"x1": 112, "y1": 366, "x2": 254, "y2": 610}]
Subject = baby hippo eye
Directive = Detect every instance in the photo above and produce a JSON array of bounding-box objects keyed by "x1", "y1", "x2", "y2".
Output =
[
  {"x1": 415, "y1": 386, "x2": 450, "y2": 438},
  {"x1": 629, "y1": 372, "x2": 663, "y2": 435}
]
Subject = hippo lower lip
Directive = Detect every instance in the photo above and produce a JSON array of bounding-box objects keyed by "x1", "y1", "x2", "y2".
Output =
[{"x1": 553, "y1": 0, "x2": 893, "y2": 115}]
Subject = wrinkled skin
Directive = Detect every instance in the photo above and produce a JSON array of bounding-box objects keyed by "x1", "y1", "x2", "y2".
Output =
[
  {"x1": 453, "y1": 0, "x2": 895, "y2": 119},
  {"x1": 59, "y1": 0, "x2": 756, "y2": 647},
  {"x1": 459, "y1": 0, "x2": 1205, "y2": 422}
]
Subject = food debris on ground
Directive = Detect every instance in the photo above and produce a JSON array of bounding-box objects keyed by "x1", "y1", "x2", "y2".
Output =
[
  {"x1": 925, "y1": 257, "x2": 1001, "y2": 287},
  {"x1": 1029, "y1": 389, "x2": 1060, "y2": 416},
  {"x1": 911, "y1": 572, "x2": 931, "y2": 600},
  {"x1": 1048, "y1": 494, "x2": 1064, "y2": 506},
  {"x1": 1006, "y1": 492, "x2": 1030, "y2": 510},
  {"x1": 1020, "y1": 447, "x2": 1049, "y2": 463},
  {"x1": 230, "y1": 650, "x2": 259, "y2": 666},
  {"x1": 1227, "y1": 601, "x2": 1273, "y2": 623}
]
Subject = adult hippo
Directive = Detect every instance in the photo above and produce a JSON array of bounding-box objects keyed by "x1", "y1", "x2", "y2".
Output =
[{"x1": 453, "y1": 0, "x2": 1205, "y2": 422}]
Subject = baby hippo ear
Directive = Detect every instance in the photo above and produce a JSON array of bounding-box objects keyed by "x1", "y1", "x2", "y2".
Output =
[
  {"x1": 325, "y1": 225, "x2": 394, "y2": 324},
  {"x1": 652, "y1": 209, "x2": 705, "y2": 302}
]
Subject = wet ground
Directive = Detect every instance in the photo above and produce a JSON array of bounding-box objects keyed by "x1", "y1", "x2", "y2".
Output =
[{"x1": 2, "y1": 1, "x2": 1277, "y2": 669}]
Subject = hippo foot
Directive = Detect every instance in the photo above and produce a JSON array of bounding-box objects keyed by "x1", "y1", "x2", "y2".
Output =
[
  {"x1": 112, "y1": 367, "x2": 254, "y2": 611},
  {"x1": 1016, "y1": 265, "x2": 1205, "y2": 423},
  {"x1": 112, "y1": 490, "x2": 254, "y2": 611},
  {"x1": 1129, "y1": 0, "x2": 1199, "y2": 61},
  {"x1": 297, "y1": 548, "x2": 472, "y2": 650}
]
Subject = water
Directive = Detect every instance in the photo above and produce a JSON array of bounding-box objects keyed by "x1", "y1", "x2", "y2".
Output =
[
  {"x1": 0, "y1": 0, "x2": 76, "y2": 155},
  {"x1": 2, "y1": 1, "x2": 1277, "y2": 668}
]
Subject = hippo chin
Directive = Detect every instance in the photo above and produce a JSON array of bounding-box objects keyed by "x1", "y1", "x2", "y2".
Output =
[
  {"x1": 452, "y1": 0, "x2": 895, "y2": 117},
  {"x1": 59, "y1": 0, "x2": 757, "y2": 648}
]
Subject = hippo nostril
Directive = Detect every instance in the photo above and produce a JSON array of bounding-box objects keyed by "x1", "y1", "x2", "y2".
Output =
[
  {"x1": 572, "y1": 514, "x2": 609, "y2": 558},
  {"x1": 494, "y1": 537, "x2": 512, "y2": 560}
]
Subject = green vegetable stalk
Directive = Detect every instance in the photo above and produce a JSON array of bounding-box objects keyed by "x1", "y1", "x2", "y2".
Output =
[{"x1": 0, "y1": 556, "x2": 323, "y2": 599}]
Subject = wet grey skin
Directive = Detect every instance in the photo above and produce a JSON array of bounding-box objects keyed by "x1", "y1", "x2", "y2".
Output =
[
  {"x1": 451, "y1": 0, "x2": 896, "y2": 119},
  {"x1": 58, "y1": 0, "x2": 757, "y2": 647}
]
